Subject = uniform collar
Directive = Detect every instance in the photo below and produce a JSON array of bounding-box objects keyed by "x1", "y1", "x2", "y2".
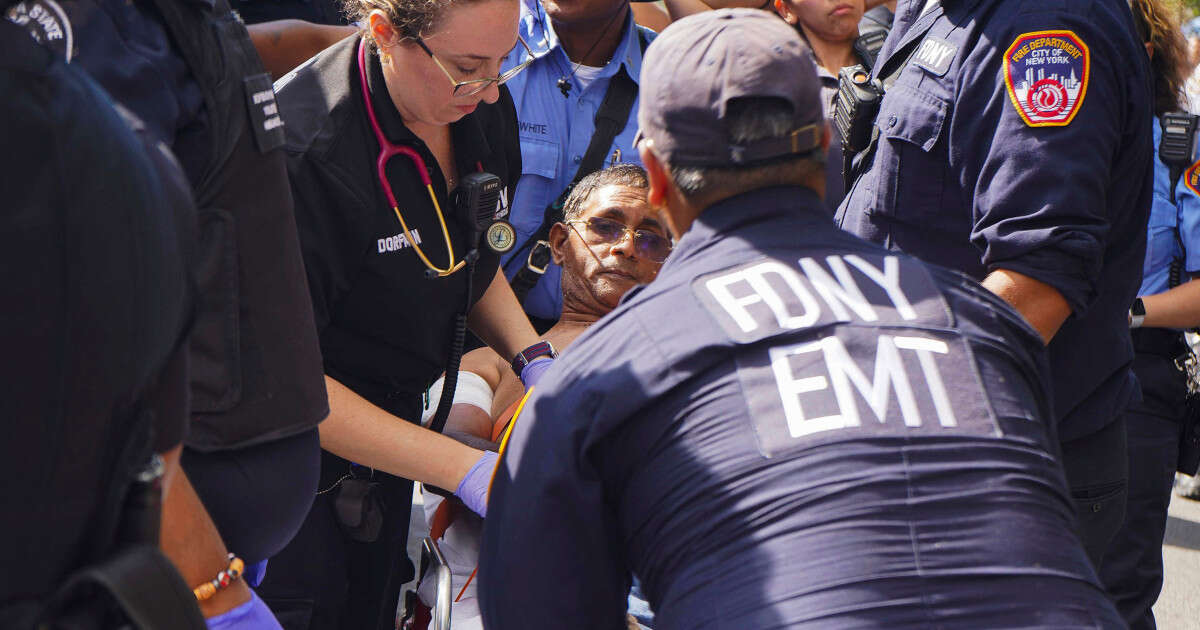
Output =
[
  {"x1": 668, "y1": 185, "x2": 828, "y2": 261},
  {"x1": 518, "y1": 0, "x2": 645, "y2": 83},
  {"x1": 362, "y1": 37, "x2": 494, "y2": 170}
]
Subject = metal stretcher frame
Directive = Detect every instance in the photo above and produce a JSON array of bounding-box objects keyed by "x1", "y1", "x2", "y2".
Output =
[{"x1": 422, "y1": 536, "x2": 453, "y2": 630}]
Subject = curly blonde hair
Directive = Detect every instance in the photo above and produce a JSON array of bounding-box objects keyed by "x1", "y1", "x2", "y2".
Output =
[
  {"x1": 344, "y1": 0, "x2": 500, "y2": 43},
  {"x1": 1130, "y1": 0, "x2": 1189, "y2": 114}
]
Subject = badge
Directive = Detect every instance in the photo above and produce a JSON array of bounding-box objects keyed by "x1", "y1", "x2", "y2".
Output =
[
  {"x1": 1003, "y1": 30, "x2": 1089, "y2": 127},
  {"x1": 1185, "y1": 160, "x2": 1200, "y2": 197},
  {"x1": 912, "y1": 36, "x2": 956, "y2": 77},
  {"x1": 485, "y1": 220, "x2": 516, "y2": 253},
  {"x1": 6, "y1": 0, "x2": 73, "y2": 62}
]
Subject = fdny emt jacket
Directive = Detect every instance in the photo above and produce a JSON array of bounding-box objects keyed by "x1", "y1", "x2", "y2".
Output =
[{"x1": 481, "y1": 186, "x2": 1122, "y2": 629}]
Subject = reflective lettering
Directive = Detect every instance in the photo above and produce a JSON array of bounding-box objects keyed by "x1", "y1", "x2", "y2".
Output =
[
  {"x1": 377, "y1": 229, "x2": 423, "y2": 253},
  {"x1": 769, "y1": 334, "x2": 957, "y2": 439},
  {"x1": 799, "y1": 256, "x2": 878, "y2": 322},
  {"x1": 770, "y1": 341, "x2": 840, "y2": 438},
  {"x1": 893, "y1": 336, "x2": 956, "y2": 427},
  {"x1": 706, "y1": 261, "x2": 820, "y2": 333},
  {"x1": 825, "y1": 335, "x2": 919, "y2": 428},
  {"x1": 916, "y1": 38, "x2": 954, "y2": 69},
  {"x1": 844, "y1": 255, "x2": 917, "y2": 320}
]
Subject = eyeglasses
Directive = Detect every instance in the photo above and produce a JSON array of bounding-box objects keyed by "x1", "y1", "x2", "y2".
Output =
[
  {"x1": 414, "y1": 36, "x2": 534, "y2": 97},
  {"x1": 565, "y1": 216, "x2": 673, "y2": 263}
]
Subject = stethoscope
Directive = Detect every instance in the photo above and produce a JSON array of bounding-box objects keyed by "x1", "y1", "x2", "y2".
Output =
[{"x1": 357, "y1": 39, "x2": 515, "y2": 277}]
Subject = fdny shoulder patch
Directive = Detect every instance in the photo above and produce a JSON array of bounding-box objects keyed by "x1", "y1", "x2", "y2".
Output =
[
  {"x1": 1003, "y1": 30, "x2": 1089, "y2": 127},
  {"x1": 1184, "y1": 160, "x2": 1200, "y2": 197}
]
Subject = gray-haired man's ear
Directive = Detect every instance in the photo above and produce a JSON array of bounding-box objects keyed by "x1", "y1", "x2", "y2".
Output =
[
  {"x1": 637, "y1": 141, "x2": 675, "y2": 225},
  {"x1": 549, "y1": 222, "x2": 570, "y2": 265}
]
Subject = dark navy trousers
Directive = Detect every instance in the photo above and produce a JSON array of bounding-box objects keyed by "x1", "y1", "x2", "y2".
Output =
[{"x1": 1101, "y1": 330, "x2": 1190, "y2": 629}]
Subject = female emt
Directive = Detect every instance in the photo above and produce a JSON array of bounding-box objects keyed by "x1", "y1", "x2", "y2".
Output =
[
  {"x1": 255, "y1": 0, "x2": 551, "y2": 627},
  {"x1": 1100, "y1": 2, "x2": 1200, "y2": 628}
]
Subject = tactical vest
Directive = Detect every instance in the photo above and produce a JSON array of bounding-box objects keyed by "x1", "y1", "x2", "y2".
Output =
[{"x1": 149, "y1": 0, "x2": 328, "y2": 450}]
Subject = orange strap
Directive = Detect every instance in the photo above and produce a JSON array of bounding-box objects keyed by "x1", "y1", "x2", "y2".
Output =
[
  {"x1": 428, "y1": 389, "x2": 536, "y2": 605},
  {"x1": 490, "y1": 397, "x2": 523, "y2": 442},
  {"x1": 428, "y1": 499, "x2": 457, "y2": 542}
]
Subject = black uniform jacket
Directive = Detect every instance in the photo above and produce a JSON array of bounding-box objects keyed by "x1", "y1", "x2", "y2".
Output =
[
  {"x1": 60, "y1": 0, "x2": 330, "y2": 450},
  {"x1": 275, "y1": 35, "x2": 522, "y2": 415}
]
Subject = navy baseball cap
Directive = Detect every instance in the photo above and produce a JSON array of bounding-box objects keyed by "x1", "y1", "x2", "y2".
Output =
[{"x1": 635, "y1": 8, "x2": 823, "y2": 167}]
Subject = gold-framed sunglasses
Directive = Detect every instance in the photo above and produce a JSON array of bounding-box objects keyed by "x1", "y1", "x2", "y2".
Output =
[
  {"x1": 414, "y1": 35, "x2": 534, "y2": 97},
  {"x1": 564, "y1": 217, "x2": 673, "y2": 263}
]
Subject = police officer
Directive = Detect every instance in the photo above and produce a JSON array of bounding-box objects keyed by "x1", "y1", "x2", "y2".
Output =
[
  {"x1": 14, "y1": 0, "x2": 332, "y2": 623},
  {"x1": 480, "y1": 11, "x2": 1122, "y2": 628},
  {"x1": 0, "y1": 11, "x2": 199, "y2": 626},
  {"x1": 835, "y1": 0, "x2": 1152, "y2": 567},
  {"x1": 260, "y1": 0, "x2": 550, "y2": 627},
  {"x1": 1101, "y1": 2, "x2": 1200, "y2": 627},
  {"x1": 498, "y1": 0, "x2": 656, "y2": 328}
]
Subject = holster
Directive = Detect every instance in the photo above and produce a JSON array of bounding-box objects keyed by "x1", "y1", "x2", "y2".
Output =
[{"x1": 334, "y1": 477, "x2": 385, "y2": 543}]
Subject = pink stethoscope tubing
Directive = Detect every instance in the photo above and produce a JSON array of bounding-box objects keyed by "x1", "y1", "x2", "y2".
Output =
[{"x1": 357, "y1": 38, "x2": 463, "y2": 276}]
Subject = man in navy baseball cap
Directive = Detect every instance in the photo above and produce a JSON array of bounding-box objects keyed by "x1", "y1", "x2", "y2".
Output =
[
  {"x1": 635, "y1": 8, "x2": 825, "y2": 175},
  {"x1": 480, "y1": 9, "x2": 1120, "y2": 629}
]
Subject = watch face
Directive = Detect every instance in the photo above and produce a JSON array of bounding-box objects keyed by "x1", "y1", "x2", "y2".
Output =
[
  {"x1": 1132, "y1": 298, "x2": 1146, "y2": 316},
  {"x1": 485, "y1": 221, "x2": 516, "y2": 253}
]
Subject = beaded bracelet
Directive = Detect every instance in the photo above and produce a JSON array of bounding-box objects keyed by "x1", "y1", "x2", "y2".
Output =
[{"x1": 193, "y1": 553, "x2": 245, "y2": 602}]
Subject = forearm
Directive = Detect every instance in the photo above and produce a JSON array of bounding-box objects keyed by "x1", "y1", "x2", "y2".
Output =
[
  {"x1": 246, "y1": 20, "x2": 357, "y2": 79},
  {"x1": 319, "y1": 375, "x2": 482, "y2": 489},
  {"x1": 982, "y1": 268, "x2": 1072, "y2": 344},
  {"x1": 468, "y1": 268, "x2": 540, "y2": 360},
  {"x1": 661, "y1": 0, "x2": 717, "y2": 21},
  {"x1": 160, "y1": 448, "x2": 252, "y2": 618},
  {"x1": 1141, "y1": 278, "x2": 1200, "y2": 329},
  {"x1": 630, "y1": 3, "x2": 672, "y2": 32}
]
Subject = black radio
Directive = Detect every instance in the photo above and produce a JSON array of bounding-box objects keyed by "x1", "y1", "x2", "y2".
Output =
[
  {"x1": 1160, "y1": 111, "x2": 1198, "y2": 169},
  {"x1": 455, "y1": 171, "x2": 515, "y2": 255},
  {"x1": 833, "y1": 64, "x2": 885, "y2": 178}
]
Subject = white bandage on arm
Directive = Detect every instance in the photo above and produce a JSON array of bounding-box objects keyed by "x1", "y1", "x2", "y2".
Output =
[{"x1": 421, "y1": 371, "x2": 495, "y2": 426}]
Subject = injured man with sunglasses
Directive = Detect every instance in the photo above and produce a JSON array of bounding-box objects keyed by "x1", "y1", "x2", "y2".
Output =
[{"x1": 414, "y1": 163, "x2": 668, "y2": 629}]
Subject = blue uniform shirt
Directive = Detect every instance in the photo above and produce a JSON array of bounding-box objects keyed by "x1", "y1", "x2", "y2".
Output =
[
  {"x1": 480, "y1": 185, "x2": 1120, "y2": 629},
  {"x1": 498, "y1": 0, "x2": 653, "y2": 321},
  {"x1": 836, "y1": 0, "x2": 1152, "y2": 441},
  {"x1": 1141, "y1": 122, "x2": 1200, "y2": 296}
]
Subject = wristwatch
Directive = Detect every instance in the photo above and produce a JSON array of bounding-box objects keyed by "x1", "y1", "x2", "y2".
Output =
[
  {"x1": 1129, "y1": 297, "x2": 1146, "y2": 329},
  {"x1": 511, "y1": 341, "x2": 557, "y2": 377}
]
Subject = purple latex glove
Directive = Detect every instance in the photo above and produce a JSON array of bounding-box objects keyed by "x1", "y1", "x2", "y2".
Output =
[
  {"x1": 244, "y1": 559, "x2": 267, "y2": 587},
  {"x1": 520, "y1": 357, "x2": 554, "y2": 389},
  {"x1": 206, "y1": 590, "x2": 281, "y2": 630},
  {"x1": 455, "y1": 450, "x2": 499, "y2": 517}
]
